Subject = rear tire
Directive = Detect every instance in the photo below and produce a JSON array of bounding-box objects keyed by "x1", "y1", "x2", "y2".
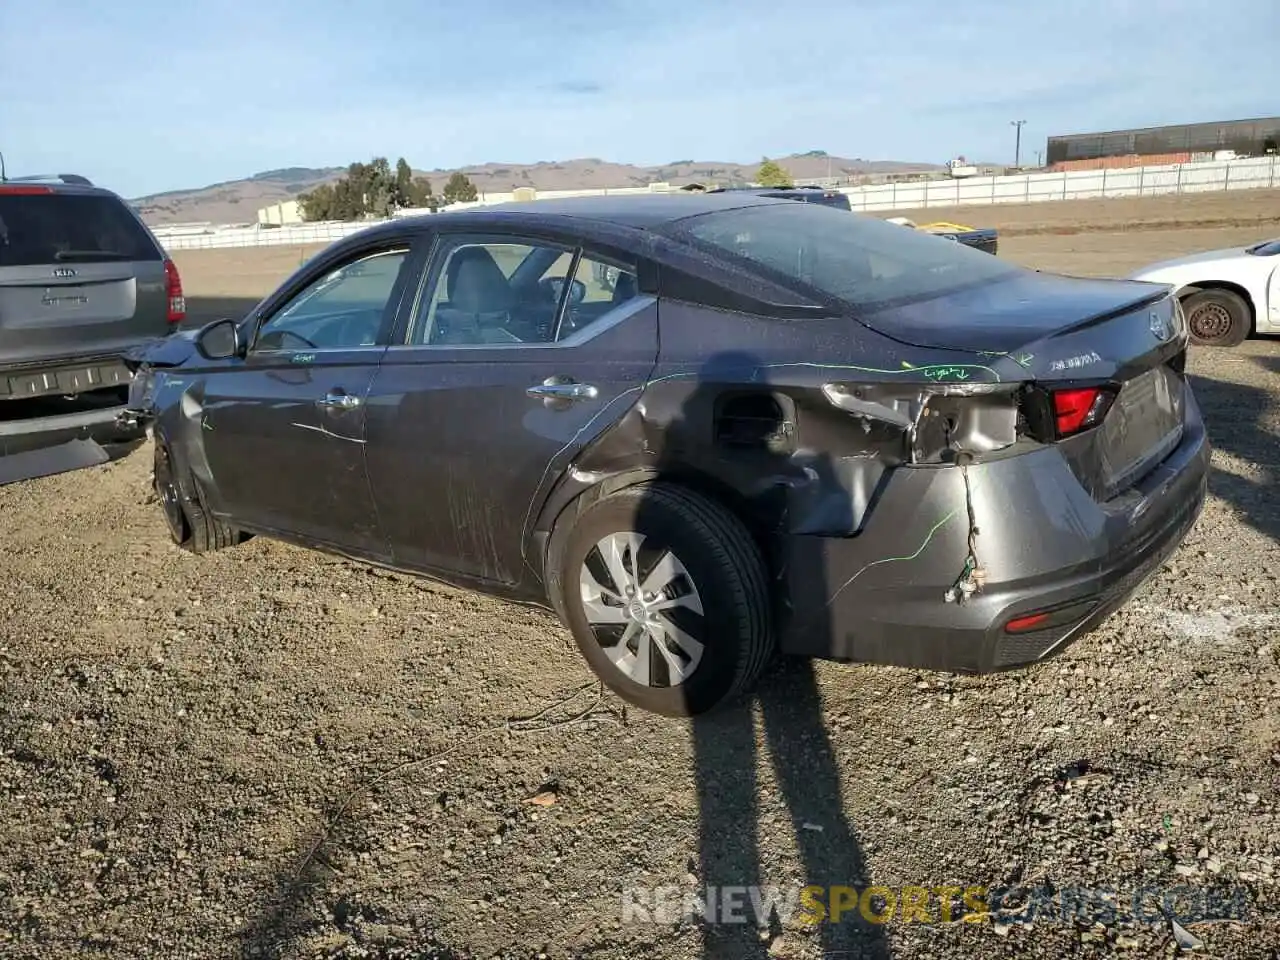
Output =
[
  {"x1": 1182, "y1": 289, "x2": 1250, "y2": 347},
  {"x1": 552, "y1": 482, "x2": 774, "y2": 717},
  {"x1": 153, "y1": 438, "x2": 245, "y2": 554}
]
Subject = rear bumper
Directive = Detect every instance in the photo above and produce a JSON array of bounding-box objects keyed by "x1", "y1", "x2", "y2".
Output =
[
  {"x1": 0, "y1": 402, "x2": 144, "y2": 485},
  {"x1": 774, "y1": 381, "x2": 1209, "y2": 672},
  {"x1": 0, "y1": 333, "x2": 176, "y2": 375}
]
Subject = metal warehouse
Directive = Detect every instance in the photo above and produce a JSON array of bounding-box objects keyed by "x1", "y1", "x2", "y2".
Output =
[{"x1": 1047, "y1": 117, "x2": 1280, "y2": 171}]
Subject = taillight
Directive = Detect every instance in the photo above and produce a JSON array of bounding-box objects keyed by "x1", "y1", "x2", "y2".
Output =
[
  {"x1": 0, "y1": 185, "x2": 54, "y2": 195},
  {"x1": 1051, "y1": 387, "x2": 1114, "y2": 437},
  {"x1": 163, "y1": 258, "x2": 186, "y2": 324}
]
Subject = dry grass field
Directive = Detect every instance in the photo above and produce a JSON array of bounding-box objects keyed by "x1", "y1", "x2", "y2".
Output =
[{"x1": 2, "y1": 191, "x2": 1278, "y2": 960}]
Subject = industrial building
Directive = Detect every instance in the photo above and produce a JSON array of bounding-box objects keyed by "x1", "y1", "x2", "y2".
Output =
[{"x1": 1046, "y1": 116, "x2": 1280, "y2": 171}]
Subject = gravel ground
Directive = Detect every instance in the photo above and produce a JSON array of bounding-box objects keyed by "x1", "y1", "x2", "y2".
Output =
[{"x1": 1, "y1": 209, "x2": 1279, "y2": 960}]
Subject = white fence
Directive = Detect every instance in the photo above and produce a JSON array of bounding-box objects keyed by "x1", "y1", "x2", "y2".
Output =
[
  {"x1": 155, "y1": 220, "x2": 371, "y2": 251},
  {"x1": 156, "y1": 155, "x2": 1280, "y2": 252},
  {"x1": 842, "y1": 155, "x2": 1280, "y2": 211}
]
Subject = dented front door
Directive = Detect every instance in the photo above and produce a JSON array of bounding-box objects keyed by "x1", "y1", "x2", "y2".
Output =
[{"x1": 197, "y1": 348, "x2": 388, "y2": 559}]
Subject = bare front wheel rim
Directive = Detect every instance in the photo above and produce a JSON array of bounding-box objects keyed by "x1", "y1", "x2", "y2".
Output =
[
  {"x1": 155, "y1": 447, "x2": 185, "y2": 538},
  {"x1": 1188, "y1": 302, "x2": 1233, "y2": 341},
  {"x1": 579, "y1": 532, "x2": 706, "y2": 687}
]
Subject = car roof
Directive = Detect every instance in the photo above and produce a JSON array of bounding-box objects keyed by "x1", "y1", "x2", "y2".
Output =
[{"x1": 404, "y1": 190, "x2": 793, "y2": 230}]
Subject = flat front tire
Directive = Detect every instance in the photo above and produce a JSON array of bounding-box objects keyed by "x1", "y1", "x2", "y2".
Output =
[
  {"x1": 1182, "y1": 289, "x2": 1250, "y2": 347},
  {"x1": 153, "y1": 441, "x2": 191, "y2": 546},
  {"x1": 152, "y1": 438, "x2": 245, "y2": 554},
  {"x1": 554, "y1": 482, "x2": 774, "y2": 717}
]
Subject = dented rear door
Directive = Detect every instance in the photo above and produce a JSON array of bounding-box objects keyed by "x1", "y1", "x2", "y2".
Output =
[{"x1": 364, "y1": 299, "x2": 659, "y2": 586}]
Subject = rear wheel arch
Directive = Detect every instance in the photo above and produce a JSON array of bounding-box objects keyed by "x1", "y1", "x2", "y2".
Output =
[{"x1": 539, "y1": 467, "x2": 776, "y2": 615}]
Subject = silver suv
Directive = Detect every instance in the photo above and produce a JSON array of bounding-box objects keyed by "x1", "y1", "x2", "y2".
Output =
[{"x1": 0, "y1": 173, "x2": 181, "y2": 484}]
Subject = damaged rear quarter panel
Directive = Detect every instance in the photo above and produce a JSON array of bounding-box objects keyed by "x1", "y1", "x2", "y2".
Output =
[
  {"x1": 544, "y1": 298, "x2": 1030, "y2": 539},
  {"x1": 533, "y1": 298, "x2": 1083, "y2": 642}
]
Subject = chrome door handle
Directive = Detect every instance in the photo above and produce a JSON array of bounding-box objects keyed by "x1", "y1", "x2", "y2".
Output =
[
  {"x1": 526, "y1": 381, "x2": 599, "y2": 401},
  {"x1": 318, "y1": 391, "x2": 361, "y2": 409}
]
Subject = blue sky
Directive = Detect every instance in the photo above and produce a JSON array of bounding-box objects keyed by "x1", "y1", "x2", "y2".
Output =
[{"x1": 2, "y1": 0, "x2": 1277, "y2": 199}]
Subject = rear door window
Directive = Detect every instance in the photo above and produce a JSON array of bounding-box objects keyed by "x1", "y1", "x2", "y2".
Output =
[
  {"x1": 675, "y1": 201, "x2": 1018, "y2": 309},
  {"x1": 0, "y1": 193, "x2": 161, "y2": 267}
]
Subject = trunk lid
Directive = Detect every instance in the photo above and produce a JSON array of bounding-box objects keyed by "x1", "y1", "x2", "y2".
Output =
[
  {"x1": 0, "y1": 191, "x2": 170, "y2": 367},
  {"x1": 858, "y1": 270, "x2": 1171, "y2": 355}
]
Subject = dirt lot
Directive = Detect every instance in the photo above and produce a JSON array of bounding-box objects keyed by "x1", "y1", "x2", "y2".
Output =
[{"x1": 2, "y1": 193, "x2": 1279, "y2": 960}]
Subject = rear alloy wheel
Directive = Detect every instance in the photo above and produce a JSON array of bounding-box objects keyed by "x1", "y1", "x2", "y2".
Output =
[
  {"x1": 1182, "y1": 289, "x2": 1250, "y2": 347},
  {"x1": 555, "y1": 483, "x2": 774, "y2": 717}
]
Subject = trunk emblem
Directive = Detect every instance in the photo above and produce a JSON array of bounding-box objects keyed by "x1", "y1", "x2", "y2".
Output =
[
  {"x1": 52, "y1": 267, "x2": 77, "y2": 278},
  {"x1": 1149, "y1": 310, "x2": 1173, "y2": 342}
]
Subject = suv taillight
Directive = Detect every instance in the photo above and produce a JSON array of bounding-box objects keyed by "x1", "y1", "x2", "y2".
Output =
[{"x1": 163, "y1": 258, "x2": 186, "y2": 324}]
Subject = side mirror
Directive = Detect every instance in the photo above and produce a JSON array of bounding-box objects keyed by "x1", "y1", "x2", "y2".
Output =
[
  {"x1": 567, "y1": 278, "x2": 587, "y2": 305},
  {"x1": 195, "y1": 318, "x2": 243, "y2": 360}
]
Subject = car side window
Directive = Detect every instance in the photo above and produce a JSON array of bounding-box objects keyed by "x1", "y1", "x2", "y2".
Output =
[
  {"x1": 557, "y1": 254, "x2": 640, "y2": 341},
  {"x1": 254, "y1": 246, "x2": 409, "y2": 352},
  {"x1": 408, "y1": 237, "x2": 641, "y2": 346}
]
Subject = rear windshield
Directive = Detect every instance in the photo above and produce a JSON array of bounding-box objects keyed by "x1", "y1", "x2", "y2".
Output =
[
  {"x1": 0, "y1": 193, "x2": 161, "y2": 267},
  {"x1": 675, "y1": 201, "x2": 1018, "y2": 309}
]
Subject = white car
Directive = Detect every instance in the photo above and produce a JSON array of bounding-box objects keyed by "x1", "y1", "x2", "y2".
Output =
[{"x1": 1128, "y1": 238, "x2": 1280, "y2": 347}]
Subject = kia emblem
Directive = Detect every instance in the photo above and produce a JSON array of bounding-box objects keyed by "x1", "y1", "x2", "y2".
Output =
[{"x1": 52, "y1": 267, "x2": 77, "y2": 278}]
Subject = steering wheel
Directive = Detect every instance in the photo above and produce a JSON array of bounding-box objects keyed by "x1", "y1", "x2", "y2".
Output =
[
  {"x1": 266, "y1": 329, "x2": 318, "y2": 351},
  {"x1": 326, "y1": 309, "x2": 382, "y2": 347}
]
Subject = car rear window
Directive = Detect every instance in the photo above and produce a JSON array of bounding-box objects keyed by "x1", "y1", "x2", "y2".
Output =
[
  {"x1": 675, "y1": 201, "x2": 1018, "y2": 309},
  {"x1": 0, "y1": 193, "x2": 161, "y2": 267}
]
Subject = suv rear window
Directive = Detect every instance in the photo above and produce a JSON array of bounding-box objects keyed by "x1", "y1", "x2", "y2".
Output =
[
  {"x1": 0, "y1": 193, "x2": 161, "y2": 267},
  {"x1": 675, "y1": 201, "x2": 1017, "y2": 308}
]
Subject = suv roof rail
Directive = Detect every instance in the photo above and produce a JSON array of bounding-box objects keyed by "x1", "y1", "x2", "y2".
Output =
[{"x1": 3, "y1": 173, "x2": 94, "y2": 187}]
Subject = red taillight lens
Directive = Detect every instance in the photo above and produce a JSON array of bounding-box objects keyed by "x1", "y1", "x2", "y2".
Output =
[
  {"x1": 163, "y1": 258, "x2": 186, "y2": 324},
  {"x1": 1052, "y1": 387, "x2": 1112, "y2": 437},
  {"x1": 0, "y1": 185, "x2": 54, "y2": 195}
]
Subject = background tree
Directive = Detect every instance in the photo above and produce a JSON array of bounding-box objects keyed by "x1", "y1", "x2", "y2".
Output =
[
  {"x1": 393, "y1": 158, "x2": 440, "y2": 210},
  {"x1": 299, "y1": 156, "x2": 439, "y2": 220},
  {"x1": 755, "y1": 157, "x2": 794, "y2": 188},
  {"x1": 442, "y1": 172, "x2": 479, "y2": 204},
  {"x1": 394, "y1": 158, "x2": 415, "y2": 206},
  {"x1": 298, "y1": 182, "x2": 337, "y2": 221}
]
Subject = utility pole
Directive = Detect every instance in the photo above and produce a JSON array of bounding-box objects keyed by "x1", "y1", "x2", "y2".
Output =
[{"x1": 1011, "y1": 120, "x2": 1027, "y2": 168}]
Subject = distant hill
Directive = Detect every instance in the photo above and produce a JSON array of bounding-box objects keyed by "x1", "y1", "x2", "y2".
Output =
[
  {"x1": 131, "y1": 153, "x2": 944, "y2": 225},
  {"x1": 133, "y1": 167, "x2": 345, "y2": 225}
]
